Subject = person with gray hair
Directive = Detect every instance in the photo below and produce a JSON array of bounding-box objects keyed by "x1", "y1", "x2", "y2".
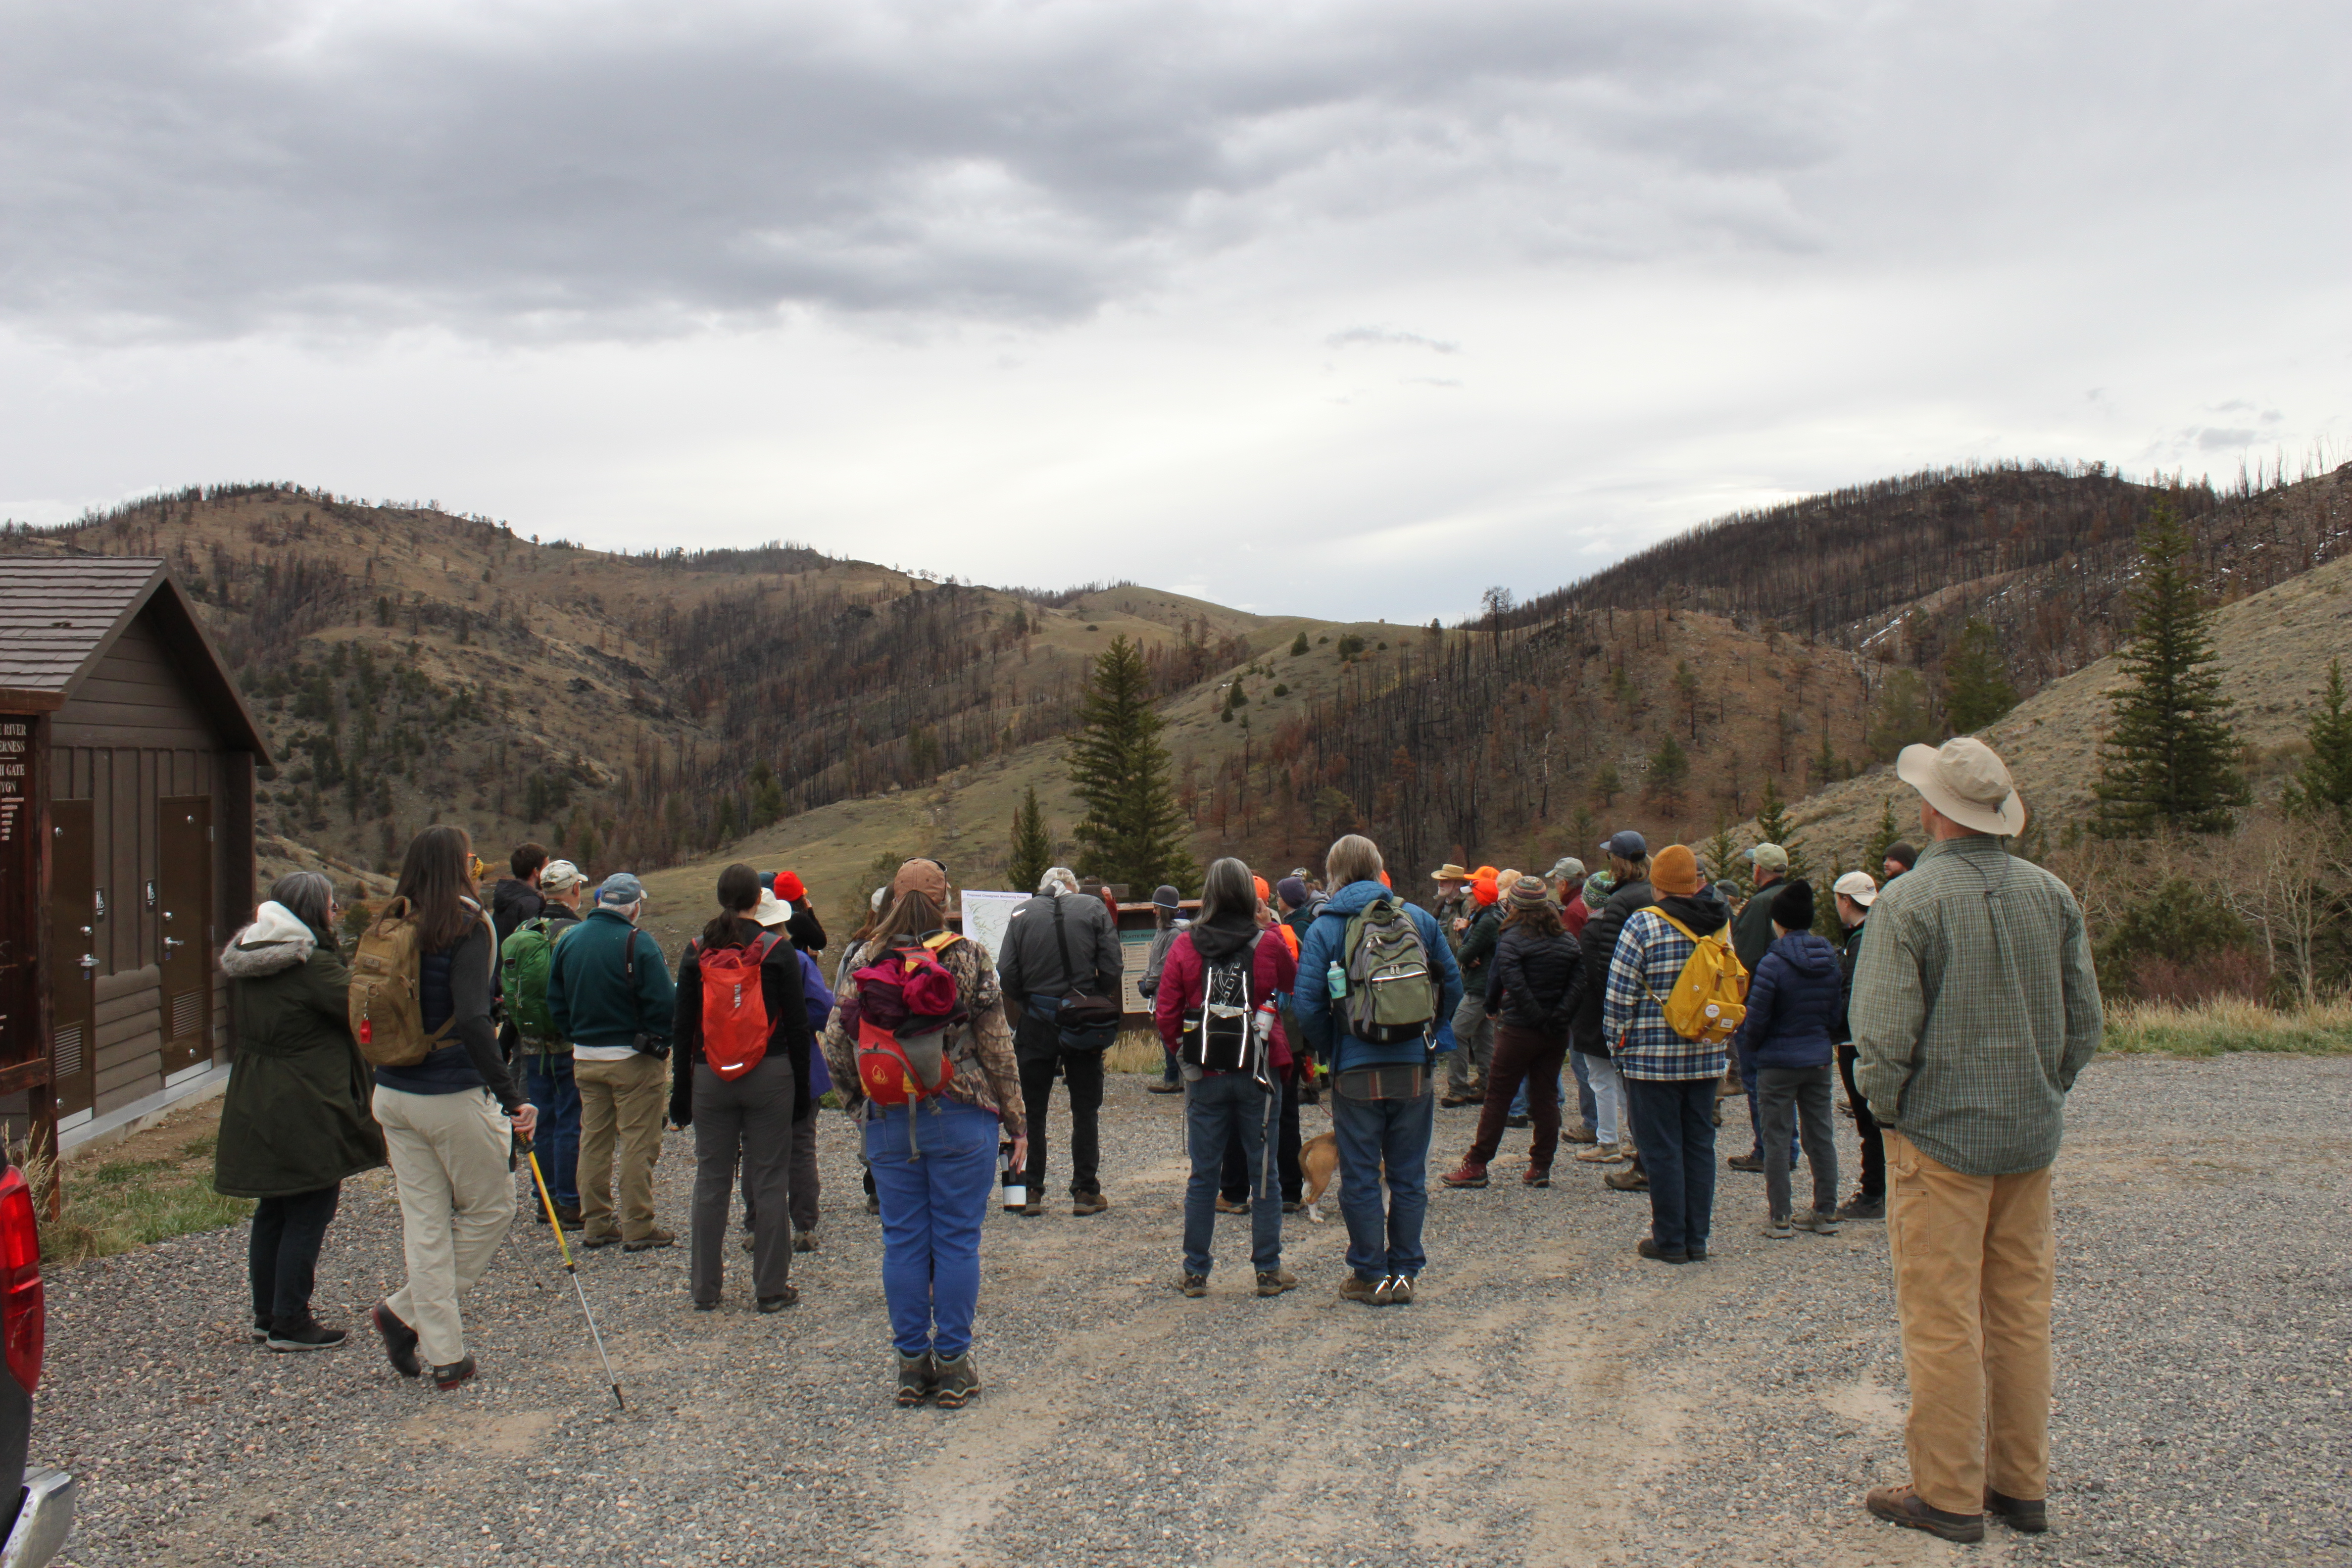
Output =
[
  {"x1": 996, "y1": 861, "x2": 1125, "y2": 1214},
  {"x1": 548, "y1": 871, "x2": 679, "y2": 1251},
  {"x1": 214, "y1": 872, "x2": 386, "y2": 1351}
]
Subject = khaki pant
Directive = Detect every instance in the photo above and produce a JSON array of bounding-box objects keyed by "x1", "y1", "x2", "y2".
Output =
[
  {"x1": 374, "y1": 1086, "x2": 518, "y2": 1368},
  {"x1": 1884, "y1": 1130, "x2": 2055, "y2": 1515},
  {"x1": 576, "y1": 1053, "x2": 669, "y2": 1241}
]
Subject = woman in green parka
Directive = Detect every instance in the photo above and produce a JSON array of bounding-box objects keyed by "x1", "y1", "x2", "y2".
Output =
[{"x1": 213, "y1": 871, "x2": 386, "y2": 1351}]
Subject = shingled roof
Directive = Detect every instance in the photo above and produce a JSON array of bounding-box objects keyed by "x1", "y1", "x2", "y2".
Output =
[{"x1": 0, "y1": 556, "x2": 271, "y2": 757}]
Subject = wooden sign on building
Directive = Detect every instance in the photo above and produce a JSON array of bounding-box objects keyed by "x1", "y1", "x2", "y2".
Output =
[{"x1": 0, "y1": 558, "x2": 271, "y2": 1157}]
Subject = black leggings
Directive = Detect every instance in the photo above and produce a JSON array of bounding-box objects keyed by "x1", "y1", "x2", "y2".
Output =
[
  {"x1": 249, "y1": 1183, "x2": 341, "y2": 1331},
  {"x1": 1836, "y1": 1044, "x2": 1886, "y2": 1199}
]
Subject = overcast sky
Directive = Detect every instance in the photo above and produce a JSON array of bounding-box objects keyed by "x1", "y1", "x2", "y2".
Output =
[{"x1": 2, "y1": 0, "x2": 2345, "y2": 621}]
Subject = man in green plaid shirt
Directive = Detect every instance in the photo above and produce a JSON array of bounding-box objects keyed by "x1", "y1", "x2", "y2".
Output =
[{"x1": 1850, "y1": 738, "x2": 2103, "y2": 1545}]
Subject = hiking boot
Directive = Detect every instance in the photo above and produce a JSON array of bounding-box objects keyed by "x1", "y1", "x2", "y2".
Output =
[
  {"x1": 741, "y1": 1233, "x2": 755, "y2": 1253},
  {"x1": 1178, "y1": 1272, "x2": 1209, "y2": 1298},
  {"x1": 1506, "y1": 1115, "x2": 1531, "y2": 1129},
  {"x1": 1636, "y1": 1236, "x2": 1689, "y2": 1265},
  {"x1": 1339, "y1": 1274, "x2": 1384, "y2": 1306},
  {"x1": 1711, "y1": 1100, "x2": 1724, "y2": 1127},
  {"x1": 580, "y1": 1229, "x2": 622, "y2": 1250},
  {"x1": 1072, "y1": 1191, "x2": 1110, "y2": 1217},
  {"x1": 931, "y1": 1353, "x2": 981, "y2": 1409},
  {"x1": 1019, "y1": 1201, "x2": 1042, "y2": 1217},
  {"x1": 1437, "y1": 1089, "x2": 1478, "y2": 1108},
  {"x1": 623, "y1": 1227, "x2": 677, "y2": 1253},
  {"x1": 1146, "y1": 1080, "x2": 1183, "y2": 1095},
  {"x1": 371, "y1": 1302, "x2": 421, "y2": 1378},
  {"x1": 1985, "y1": 1489, "x2": 2049, "y2": 1533},
  {"x1": 432, "y1": 1355, "x2": 478, "y2": 1392},
  {"x1": 757, "y1": 1287, "x2": 800, "y2": 1313},
  {"x1": 1522, "y1": 1166, "x2": 1551, "y2": 1188},
  {"x1": 1605, "y1": 1166, "x2": 1649, "y2": 1191},
  {"x1": 1687, "y1": 1243, "x2": 1709, "y2": 1262},
  {"x1": 553, "y1": 1203, "x2": 584, "y2": 1229},
  {"x1": 793, "y1": 1230, "x2": 819, "y2": 1254},
  {"x1": 1866, "y1": 1485, "x2": 1985, "y2": 1543},
  {"x1": 1255, "y1": 1268, "x2": 1298, "y2": 1297},
  {"x1": 894, "y1": 1351, "x2": 934, "y2": 1407},
  {"x1": 1215, "y1": 1195, "x2": 1248, "y2": 1215},
  {"x1": 1378, "y1": 1274, "x2": 1416, "y2": 1306},
  {"x1": 1727, "y1": 1151, "x2": 1764, "y2": 1173},
  {"x1": 1439, "y1": 1161, "x2": 1489, "y2": 1189},
  {"x1": 1574, "y1": 1142, "x2": 1618, "y2": 1164},
  {"x1": 1794, "y1": 1210, "x2": 1841, "y2": 1236},
  {"x1": 1562, "y1": 1120, "x2": 1598, "y2": 1145},
  {"x1": 1763, "y1": 1216, "x2": 1795, "y2": 1239},
  {"x1": 267, "y1": 1320, "x2": 347, "y2": 1353},
  {"x1": 865, "y1": 1193, "x2": 881, "y2": 1216},
  {"x1": 693, "y1": 1299, "x2": 719, "y2": 1312},
  {"x1": 1836, "y1": 1193, "x2": 1886, "y2": 1222},
  {"x1": 1280, "y1": 1200, "x2": 1302, "y2": 1214}
]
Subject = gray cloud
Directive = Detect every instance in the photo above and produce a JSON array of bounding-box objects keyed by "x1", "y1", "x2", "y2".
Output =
[
  {"x1": 1328, "y1": 327, "x2": 1461, "y2": 353},
  {"x1": 0, "y1": 0, "x2": 1849, "y2": 341}
]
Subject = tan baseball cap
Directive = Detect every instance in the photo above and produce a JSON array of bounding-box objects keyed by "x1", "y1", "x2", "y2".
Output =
[{"x1": 1832, "y1": 870, "x2": 1878, "y2": 907}]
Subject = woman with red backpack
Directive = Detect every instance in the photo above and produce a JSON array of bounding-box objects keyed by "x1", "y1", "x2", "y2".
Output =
[
  {"x1": 819, "y1": 858, "x2": 1026, "y2": 1410},
  {"x1": 670, "y1": 863, "x2": 812, "y2": 1314}
]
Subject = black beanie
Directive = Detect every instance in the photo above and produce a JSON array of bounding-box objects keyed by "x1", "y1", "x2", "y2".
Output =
[{"x1": 1774, "y1": 878, "x2": 1815, "y2": 933}]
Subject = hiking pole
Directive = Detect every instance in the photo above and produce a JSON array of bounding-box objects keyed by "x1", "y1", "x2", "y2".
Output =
[{"x1": 521, "y1": 1135, "x2": 625, "y2": 1410}]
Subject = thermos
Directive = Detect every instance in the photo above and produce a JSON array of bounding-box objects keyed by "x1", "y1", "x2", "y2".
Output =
[{"x1": 1001, "y1": 1140, "x2": 1026, "y2": 1212}]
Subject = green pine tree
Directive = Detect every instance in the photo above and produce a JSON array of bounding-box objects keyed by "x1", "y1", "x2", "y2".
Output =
[
  {"x1": 1863, "y1": 796, "x2": 1903, "y2": 876},
  {"x1": 1068, "y1": 636, "x2": 1197, "y2": 893},
  {"x1": 1007, "y1": 785, "x2": 1054, "y2": 894},
  {"x1": 1647, "y1": 734, "x2": 1690, "y2": 804},
  {"x1": 1751, "y1": 775, "x2": 1813, "y2": 888},
  {"x1": 2283, "y1": 658, "x2": 2352, "y2": 825},
  {"x1": 1702, "y1": 814, "x2": 1740, "y2": 889},
  {"x1": 1943, "y1": 617, "x2": 2019, "y2": 733},
  {"x1": 2093, "y1": 504, "x2": 2249, "y2": 837}
]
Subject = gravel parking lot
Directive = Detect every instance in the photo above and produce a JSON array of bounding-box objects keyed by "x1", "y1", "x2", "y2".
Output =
[{"x1": 37, "y1": 1053, "x2": 2352, "y2": 1568}]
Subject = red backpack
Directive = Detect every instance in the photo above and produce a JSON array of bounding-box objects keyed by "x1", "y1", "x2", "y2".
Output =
[
  {"x1": 697, "y1": 932, "x2": 783, "y2": 1080},
  {"x1": 849, "y1": 932, "x2": 967, "y2": 1107}
]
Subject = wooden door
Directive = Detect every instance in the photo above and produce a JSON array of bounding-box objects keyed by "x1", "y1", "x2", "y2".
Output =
[
  {"x1": 48, "y1": 800, "x2": 95, "y2": 1119},
  {"x1": 157, "y1": 797, "x2": 212, "y2": 1077}
]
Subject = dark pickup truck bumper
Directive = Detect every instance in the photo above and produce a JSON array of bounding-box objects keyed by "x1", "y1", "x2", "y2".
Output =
[{"x1": 0, "y1": 1467, "x2": 73, "y2": 1568}]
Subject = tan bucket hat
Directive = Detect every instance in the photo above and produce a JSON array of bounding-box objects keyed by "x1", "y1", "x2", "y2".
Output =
[{"x1": 1896, "y1": 736, "x2": 2026, "y2": 836}]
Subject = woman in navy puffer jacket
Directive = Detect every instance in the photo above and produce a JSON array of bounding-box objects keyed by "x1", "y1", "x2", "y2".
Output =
[{"x1": 1732, "y1": 879, "x2": 1843, "y2": 1236}]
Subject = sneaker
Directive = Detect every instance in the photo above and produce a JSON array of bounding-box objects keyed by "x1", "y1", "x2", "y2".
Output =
[
  {"x1": 1439, "y1": 1161, "x2": 1489, "y2": 1189},
  {"x1": 1836, "y1": 1193, "x2": 1886, "y2": 1222},
  {"x1": 1793, "y1": 1210, "x2": 1841, "y2": 1236},
  {"x1": 1636, "y1": 1236, "x2": 1689, "y2": 1265},
  {"x1": 624, "y1": 1228, "x2": 677, "y2": 1253},
  {"x1": 1521, "y1": 1167, "x2": 1551, "y2": 1188},
  {"x1": 1763, "y1": 1216, "x2": 1795, "y2": 1239},
  {"x1": 267, "y1": 1321, "x2": 347, "y2": 1352},
  {"x1": 1437, "y1": 1089, "x2": 1479, "y2": 1108},
  {"x1": 756, "y1": 1287, "x2": 799, "y2": 1313},
  {"x1": 1146, "y1": 1080, "x2": 1184, "y2": 1095},
  {"x1": 1727, "y1": 1151, "x2": 1764, "y2": 1173},
  {"x1": 371, "y1": 1302, "x2": 421, "y2": 1378},
  {"x1": 931, "y1": 1352, "x2": 981, "y2": 1409},
  {"x1": 1255, "y1": 1268, "x2": 1298, "y2": 1298},
  {"x1": 432, "y1": 1355, "x2": 478, "y2": 1392},
  {"x1": 1866, "y1": 1485, "x2": 1985, "y2": 1544},
  {"x1": 1338, "y1": 1274, "x2": 1384, "y2": 1306},
  {"x1": 1573, "y1": 1142, "x2": 1617, "y2": 1164},
  {"x1": 741, "y1": 1234, "x2": 754, "y2": 1253},
  {"x1": 895, "y1": 1351, "x2": 934, "y2": 1407},
  {"x1": 1604, "y1": 1166, "x2": 1649, "y2": 1191},
  {"x1": 1985, "y1": 1489, "x2": 2049, "y2": 1534},
  {"x1": 1071, "y1": 1191, "x2": 1110, "y2": 1217},
  {"x1": 1215, "y1": 1195, "x2": 1248, "y2": 1215},
  {"x1": 793, "y1": 1231, "x2": 819, "y2": 1254},
  {"x1": 693, "y1": 1299, "x2": 719, "y2": 1312},
  {"x1": 1562, "y1": 1120, "x2": 1598, "y2": 1145},
  {"x1": 1378, "y1": 1274, "x2": 1415, "y2": 1306},
  {"x1": 1178, "y1": 1272, "x2": 1209, "y2": 1298},
  {"x1": 580, "y1": 1230, "x2": 622, "y2": 1250},
  {"x1": 248, "y1": 1313, "x2": 270, "y2": 1344},
  {"x1": 1019, "y1": 1201, "x2": 1043, "y2": 1218},
  {"x1": 1688, "y1": 1243, "x2": 1709, "y2": 1262}
]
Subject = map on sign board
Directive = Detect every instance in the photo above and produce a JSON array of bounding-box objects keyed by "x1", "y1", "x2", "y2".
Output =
[{"x1": 958, "y1": 890, "x2": 1029, "y2": 977}]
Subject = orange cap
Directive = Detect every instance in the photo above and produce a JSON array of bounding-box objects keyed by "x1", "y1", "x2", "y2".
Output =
[{"x1": 1253, "y1": 874, "x2": 1271, "y2": 901}]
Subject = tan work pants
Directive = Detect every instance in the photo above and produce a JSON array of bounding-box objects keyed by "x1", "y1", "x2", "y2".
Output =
[
  {"x1": 576, "y1": 1053, "x2": 669, "y2": 1241},
  {"x1": 374, "y1": 1085, "x2": 518, "y2": 1368},
  {"x1": 1883, "y1": 1130, "x2": 2055, "y2": 1515}
]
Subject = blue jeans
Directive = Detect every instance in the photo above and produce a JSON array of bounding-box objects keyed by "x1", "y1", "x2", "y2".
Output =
[
  {"x1": 1622, "y1": 1076, "x2": 1717, "y2": 1257},
  {"x1": 1330, "y1": 1082, "x2": 1435, "y2": 1281},
  {"x1": 1508, "y1": 1066, "x2": 1567, "y2": 1120},
  {"x1": 1567, "y1": 1048, "x2": 1599, "y2": 1130},
  {"x1": 1184, "y1": 1073, "x2": 1283, "y2": 1276},
  {"x1": 864, "y1": 1102, "x2": 999, "y2": 1360},
  {"x1": 524, "y1": 1052, "x2": 581, "y2": 1210}
]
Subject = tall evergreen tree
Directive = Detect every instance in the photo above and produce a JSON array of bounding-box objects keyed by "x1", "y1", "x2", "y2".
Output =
[
  {"x1": 1750, "y1": 774, "x2": 1812, "y2": 886},
  {"x1": 2283, "y1": 658, "x2": 2352, "y2": 825},
  {"x1": 1943, "y1": 617, "x2": 2018, "y2": 733},
  {"x1": 1007, "y1": 784, "x2": 1054, "y2": 895},
  {"x1": 2093, "y1": 504, "x2": 2248, "y2": 836},
  {"x1": 1068, "y1": 636, "x2": 1196, "y2": 893},
  {"x1": 1863, "y1": 797, "x2": 1903, "y2": 875}
]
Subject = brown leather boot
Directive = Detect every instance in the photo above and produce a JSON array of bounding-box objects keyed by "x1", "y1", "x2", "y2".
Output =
[{"x1": 1866, "y1": 1485, "x2": 1985, "y2": 1543}]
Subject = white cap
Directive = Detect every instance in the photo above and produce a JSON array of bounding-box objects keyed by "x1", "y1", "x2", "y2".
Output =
[{"x1": 1833, "y1": 870, "x2": 1879, "y2": 907}]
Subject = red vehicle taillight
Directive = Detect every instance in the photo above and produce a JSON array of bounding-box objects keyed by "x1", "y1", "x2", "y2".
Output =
[{"x1": 0, "y1": 1167, "x2": 44, "y2": 1394}]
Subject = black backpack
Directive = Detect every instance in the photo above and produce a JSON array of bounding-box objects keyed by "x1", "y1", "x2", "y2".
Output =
[{"x1": 1181, "y1": 933, "x2": 1262, "y2": 1073}]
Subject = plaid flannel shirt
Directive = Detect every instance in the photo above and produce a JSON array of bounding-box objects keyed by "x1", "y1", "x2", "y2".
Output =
[
  {"x1": 1601, "y1": 908, "x2": 1730, "y2": 1081},
  {"x1": 1850, "y1": 835, "x2": 2103, "y2": 1176}
]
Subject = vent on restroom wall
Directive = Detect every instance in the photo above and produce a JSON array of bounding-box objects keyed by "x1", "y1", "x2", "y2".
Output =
[
  {"x1": 54, "y1": 1024, "x2": 84, "y2": 1080},
  {"x1": 171, "y1": 991, "x2": 203, "y2": 1040}
]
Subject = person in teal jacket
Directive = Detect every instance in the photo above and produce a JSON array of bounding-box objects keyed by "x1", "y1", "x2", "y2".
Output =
[{"x1": 548, "y1": 873, "x2": 679, "y2": 1250}]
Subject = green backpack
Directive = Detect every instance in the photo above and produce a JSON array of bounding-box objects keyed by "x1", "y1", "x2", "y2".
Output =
[
  {"x1": 1340, "y1": 896, "x2": 1438, "y2": 1045},
  {"x1": 500, "y1": 915, "x2": 573, "y2": 1048}
]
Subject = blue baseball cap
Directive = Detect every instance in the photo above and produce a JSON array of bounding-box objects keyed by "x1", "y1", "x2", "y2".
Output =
[
  {"x1": 597, "y1": 872, "x2": 646, "y2": 906},
  {"x1": 1600, "y1": 831, "x2": 1647, "y2": 860}
]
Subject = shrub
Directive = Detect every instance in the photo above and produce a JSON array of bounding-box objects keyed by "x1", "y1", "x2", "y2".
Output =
[{"x1": 2094, "y1": 876, "x2": 2260, "y2": 1000}]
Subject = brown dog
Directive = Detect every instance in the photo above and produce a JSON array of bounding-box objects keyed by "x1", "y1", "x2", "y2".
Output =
[{"x1": 1298, "y1": 1132, "x2": 1385, "y2": 1224}]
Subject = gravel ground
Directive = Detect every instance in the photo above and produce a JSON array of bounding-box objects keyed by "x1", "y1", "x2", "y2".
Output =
[{"x1": 36, "y1": 1053, "x2": 2352, "y2": 1568}]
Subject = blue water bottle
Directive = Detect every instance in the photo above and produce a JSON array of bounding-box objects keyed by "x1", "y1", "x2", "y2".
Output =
[{"x1": 1326, "y1": 960, "x2": 1347, "y2": 1001}]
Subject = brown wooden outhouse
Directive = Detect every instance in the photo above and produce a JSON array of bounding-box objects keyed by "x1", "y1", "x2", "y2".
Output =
[{"x1": 0, "y1": 558, "x2": 270, "y2": 1155}]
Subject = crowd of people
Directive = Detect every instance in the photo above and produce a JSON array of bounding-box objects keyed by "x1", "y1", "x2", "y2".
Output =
[{"x1": 207, "y1": 733, "x2": 2101, "y2": 1544}]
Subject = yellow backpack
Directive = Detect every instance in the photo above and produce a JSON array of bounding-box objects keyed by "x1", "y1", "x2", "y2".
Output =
[{"x1": 1636, "y1": 906, "x2": 1749, "y2": 1045}]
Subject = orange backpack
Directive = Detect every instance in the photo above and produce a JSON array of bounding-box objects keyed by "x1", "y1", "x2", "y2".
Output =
[{"x1": 697, "y1": 932, "x2": 783, "y2": 1080}]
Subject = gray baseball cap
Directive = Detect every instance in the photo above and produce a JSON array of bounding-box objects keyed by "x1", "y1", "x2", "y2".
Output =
[{"x1": 596, "y1": 871, "x2": 646, "y2": 906}]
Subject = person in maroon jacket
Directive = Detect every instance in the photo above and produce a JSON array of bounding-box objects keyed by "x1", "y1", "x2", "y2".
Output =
[{"x1": 1155, "y1": 857, "x2": 1298, "y2": 1300}]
